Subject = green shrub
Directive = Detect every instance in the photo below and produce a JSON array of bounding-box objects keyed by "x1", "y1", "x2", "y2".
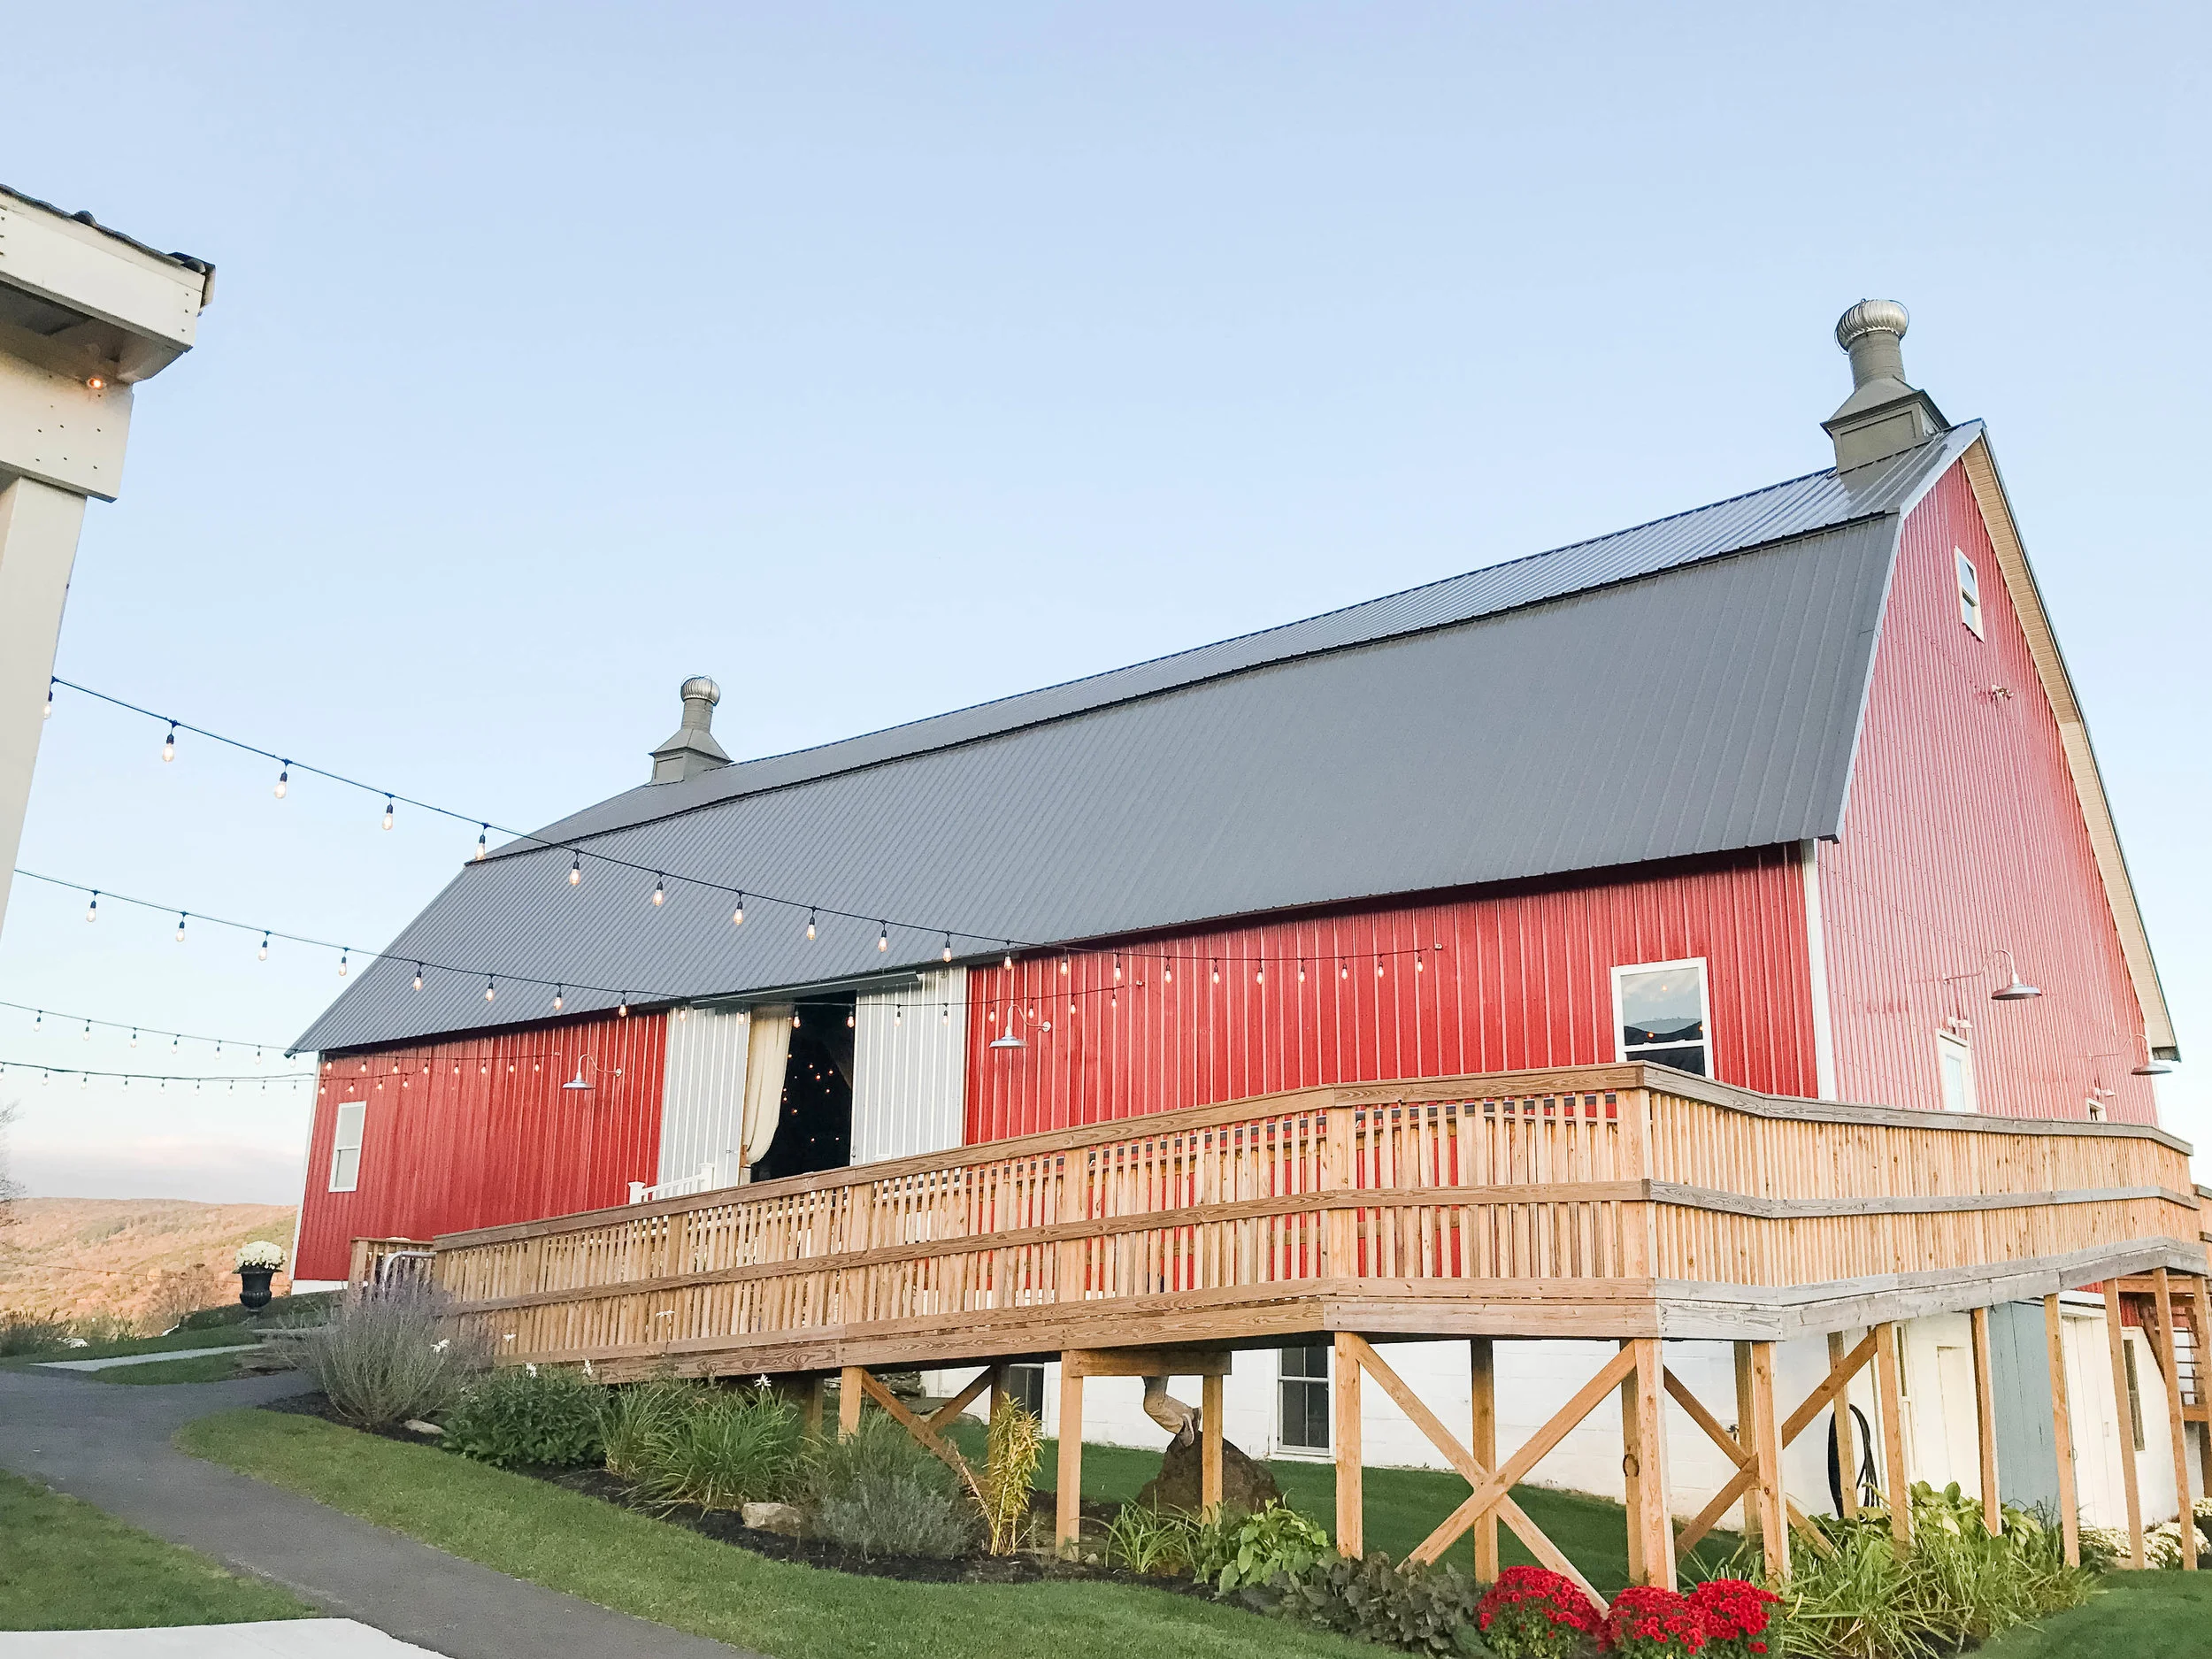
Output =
[
  {"x1": 978, "y1": 1397, "x2": 1042, "y2": 1555},
  {"x1": 806, "y1": 1414, "x2": 976, "y2": 1558},
  {"x1": 628, "y1": 1386, "x2": 805, "y2": 1513},
  {"x1": 1194, "y1": 1500, "x2": 1333, "y2": 1594},
  {"x1": 289, "y1": 1283, "x2": 489, "y2": 1429},
  {"x1": 442, "y1": 1363, "x2": 606, "y2": 1468},
  {"x1": 180, "y1": 1291, "x2": 335, "y2": 1332},
  {"x1": 1105, "y1": 1502, "x2": 1202, "y2": 1576},
  {"x1": 1770, "y1": 1483, "x2": 2094, "y2": 1659},
  {"x1": 1263, "y1": 1550, "x2": 1485, "y2": 1655},
  {"x1": 0, "y1": 1313, "x2": 72, "y2": 1356}
]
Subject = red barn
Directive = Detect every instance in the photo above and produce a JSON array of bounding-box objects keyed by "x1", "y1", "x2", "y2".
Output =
[{"x1": 289, "y1": 303, "x2": 2186, "y2": 1542}]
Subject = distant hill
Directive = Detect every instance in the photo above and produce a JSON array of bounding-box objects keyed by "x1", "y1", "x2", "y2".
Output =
[{"x1": 0, "y1": 1197, "x2": 296, "y2": 1332}]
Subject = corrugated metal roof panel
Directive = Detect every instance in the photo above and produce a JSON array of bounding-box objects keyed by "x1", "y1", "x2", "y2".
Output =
[
  {"x1": 296, "y1": 508, "x2": 1907, "y2": 1053},
  {"x1": 518, "y1": 424, "x2": 1974, "y2": 851}
]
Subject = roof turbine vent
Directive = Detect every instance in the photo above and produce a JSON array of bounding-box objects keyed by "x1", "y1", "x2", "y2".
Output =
[
  {"x1": 649, "y1": 676, "x2": 733, "y2": 784},
  {"x1": 1823, "y1": 299, "x2": 1948, "y2": 472}
]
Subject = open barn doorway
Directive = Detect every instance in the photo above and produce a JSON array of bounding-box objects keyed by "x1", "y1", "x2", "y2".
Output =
[{"x1": 752, "y1": 997, "x2": 855, "y2": 1180}]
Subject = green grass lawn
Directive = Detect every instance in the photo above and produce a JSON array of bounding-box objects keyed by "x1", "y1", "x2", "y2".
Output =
[
  {"x1": 0, "y1": 1468, "x2": 310, "y2": 1630},
  {"x1": 1978, "y1": 1571, "x2": 2212, "y2": 1658},
  {"x1": 180, "y1": 1409, "x2": 1377, "y2": 1659},
  {"x1": 89, "y1": 1348, "x2": 262, "y2": 1386}
]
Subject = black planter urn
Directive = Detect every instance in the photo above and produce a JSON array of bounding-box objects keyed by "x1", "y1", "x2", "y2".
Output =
[{"x1": 237, "y1": 1267, "x2": 275, "y2": 1311}]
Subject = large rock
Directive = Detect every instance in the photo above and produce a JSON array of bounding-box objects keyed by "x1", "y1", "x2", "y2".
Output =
[
  {"x1": 1136, "y1": 1435, "x2": 1281, "y2": 1517},
  {"x1": 741, "y1": 1501, "x2": 806, "y2": 1536}
]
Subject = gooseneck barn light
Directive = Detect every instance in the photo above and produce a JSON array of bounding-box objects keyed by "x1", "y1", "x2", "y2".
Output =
[{"x1": 1990, "y1": 949, "x2": 2041, "y2": 1002}]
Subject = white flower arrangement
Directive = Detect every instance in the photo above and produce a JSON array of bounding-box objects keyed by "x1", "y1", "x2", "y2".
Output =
[{"x1": 235, "y1": 1240, "x2": 287, "y2": 1271}]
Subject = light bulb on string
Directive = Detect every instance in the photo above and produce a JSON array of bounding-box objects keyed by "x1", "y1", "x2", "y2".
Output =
[
  {"x1": 1298, "y1": 961, "x2": 1307, "y2": 983},
  {"x1": 1060, "y1": 957, "x2": 1070, "y2": 976},
  {"x1": 380, "y1": 795, "x2": 395, "y2": 831},
  {"x1": 568, "y1": 855, "x2": 582, "y2": 887},
  {"x1": 129, "y1": 1029, "x2": 137, "y2": 1048},
  {"x1": 337, "y1": 950, "x2": 349, "y2": 978},
  {"x1": 552, "y1": 987, "x2": 565, "y2": 1012},
  {"x1": 804, "y1": 910, "x2": 817, "y2": 941},
  {"x1": 412, "y1": 964, "x2": 424, "y2": 991},
  {"x1": 618, "y1": 997, "x2": 628, "y2": 1017},
  {"x1": 1211, "y1": 962, "x2": 1220, "y2": 985},
  {"x1": 1002, "y1": 945, "x2": 1013, "y2": 970},
  {"x1": 942, "y1": 934, "x2": 953, "y2": 963},
  {"x1": 1340, "y1": 962, "x2": 1348, "y2": 980},
  {"x1": 878, "y1": 923, "x2": 889, "y2": 953},
  {"x1": 257, "y1": 932, "x2": 270, "y2": 961},
  {"x1": 84, "y1": 891, "x2": 97, "y2": 923},
  {"x1": 1163, "y1": 962, "x2": 1172, "y2": 984},
  {"x1": 731, "y1": 895, "x2": 745, "y2": 926},
  {"x1": 484, "y1": 977, "x2": 497, "y2": 1003},
  {"x1": 475, "y1": 825, "x2": 488, "y2": 860},
  {"x1": 846, "y1": 1012, "x2": 856, "y2": 1028},
  {"x1": 790, "y1": 1012, "x2": 801, "y2": 1029},
  {"x1": 273, "y1": 763, "x2": 288, "y2": 799},
  {"x1": 1255, "y1": 967, "x2": 1264, "y2": 985},
  {"x1": 651, "y1": 875, "x2": 665, "y2": 907},
  {"x1": 175, "y1": 913, "x2": 188, "y2": 943},
  {"x1": 1376, "y1": 959, "x2": 1385, "y2": 978},
  {"x1": 1114, "y1": 955, "x2": 1123, "y2": 982},
  {"x1": 81, "y1": 1019, "x2": 89, "y2": 1041},
  {"x1": 161, "y1": 722, "x2": 176, "y2": 762},
  {"x1": 44, "y1": 684, "x2": 53, "y2": 720}
]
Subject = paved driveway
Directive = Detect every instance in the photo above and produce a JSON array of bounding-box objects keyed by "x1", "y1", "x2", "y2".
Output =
[{"x1": 0, "y1": 1368, "x2": 759, "y2": 1659}]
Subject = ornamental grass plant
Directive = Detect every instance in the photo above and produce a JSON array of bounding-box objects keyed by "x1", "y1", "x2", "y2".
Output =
[
  {"x1": 626, "y1": 1384, "x2": 807, "y2": 1514},
  {"x1": 804, "y1": 1412, "x2": 977, "y2": 1558},
  {"x1": 1104, "y1": 1502, "x2": 1202, "y2": 1577},
  {"x1": 975, "y1": 1396, "x2": 1043, "y2": 1555},
  {"x1": 291, "y1": 1282, "x2": 489, "y2": 1429}
]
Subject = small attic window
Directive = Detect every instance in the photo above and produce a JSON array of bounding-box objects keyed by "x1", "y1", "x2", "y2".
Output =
[{"x1": 1955, "y1": 549, "x2": 1985, "y2": 638}]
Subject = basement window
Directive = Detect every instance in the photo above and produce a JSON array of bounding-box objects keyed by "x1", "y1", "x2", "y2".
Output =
[
  {"x1": 1279, "y1": 1344, "x2": 1331, "y2": 1455},
  {"x1": 1004, "y1": 1364, "x2": 1048, "y2": 1422},
  {"x1": 1936, "y1": 1033, "x2": 1978, "y2": 1114},
  {"x1": 1955, "y1": 549, "x2": 1985, "y2": 638},
  {"x1": 328, "y1": 1100, "x2": 366, "y2": 1192},
  {"x1": 1613, "y1": 959, "x2": 1709, "y2": 1077}
]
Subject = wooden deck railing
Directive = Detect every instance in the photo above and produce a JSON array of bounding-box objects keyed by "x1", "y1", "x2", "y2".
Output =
[{"x1": 386, "y1": 1064, "x2": 2202, "y2": 1376}]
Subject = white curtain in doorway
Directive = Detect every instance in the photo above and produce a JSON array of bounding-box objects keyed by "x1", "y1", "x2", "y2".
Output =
[{"x1": 741, "y1": 1004, "x2": 793, "y2": 1168}]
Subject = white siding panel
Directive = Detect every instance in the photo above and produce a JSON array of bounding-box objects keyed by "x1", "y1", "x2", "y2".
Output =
[
  {"x1": 851, "y1": 969, "x2": 966, "y2": 1164},
  {"x1": 657, "y1": 1004, "x2": 751, "y2": 1188}
]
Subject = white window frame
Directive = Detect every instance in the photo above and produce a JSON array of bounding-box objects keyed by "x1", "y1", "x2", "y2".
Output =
[
  {"x1": 1276, "y1": 1343, "x2": 1333, "y2": 1457},
  {"x1": 1610, "y1": 957, "x2": 1712, "y2": 1077},
  {"x1": 1955, "y1": 549, "x2": 1985, "y2": 638},
  {"x1": 328, "y1": 1099, "x2": 366, "y2": 1192},
  {"x1": 1935, "y1": 1032, "x2": 1978, "y2": 1114}
]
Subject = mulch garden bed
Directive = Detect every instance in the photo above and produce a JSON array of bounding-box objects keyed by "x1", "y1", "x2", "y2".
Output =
[{"x1": 259, "y1": 1393, "x2": 1209, "y2": 1594}]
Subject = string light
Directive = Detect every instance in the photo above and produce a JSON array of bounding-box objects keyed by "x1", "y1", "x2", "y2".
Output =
[
  {"x1": 0, "y1": 1056, "x2": 312, "y2": 1087},
  {"x1": 1163, "y1": 963, "x2": 1172, "y2": 984},
  {"x1": 412, "y1": 964, "x2": 424, "y2": 991},
  {"x1": 732, "y1": 896, "x2": 745, "y2": 926},
  {"x1": 484, "y1": 977, "x2": 496, "y2": 1002},
  {"x1": 81, "y1": 1019, "x2": 90, "y2": 1041},
  {"x1": 258, "y1": 931, "x2": 270, "y2": 961},
  {"x1": 806, "y1": 910, "x2": 817, "y2": 941},
  {"x1": 1002, "y1": 945, "x2": 1013, "y2": 970},
  {"x1": 174, "y1": 913, "x2": 187, "y2": 942},
  {"x1": 651, "y1": 875, "x2": 665, "y2": 907},
  {"x1": 44, "y1": 685, "x2": 53, "y2": 720},
  {"x1": 878, "y1": 924, "x2": 888, "y2": 953},
  {"x1": 475, "y1": 825, "x2": 488, "y2": 860},
  {"x1": 1114, "y1": 955, "x2": 1123, "y2": 981},
  {"x1": 273, "y1": 763, "x2": 289, "y2": 799},
  {"x1": 337, "y1": 949, "x2": 349, "y2": 978},
  {"x1": 942, "y1": 934, "x2": 953, "y2": 963},
  {"x1": 1211, "y1": 961, "x2": 1220, "y2": 985},
  {"x1": 552, "y1": 987, "x2": 565, "y2": 1012},
  {"x1": 84, "y1": 891, "x2": 97, "y2": 922},
  {"x1": 161, "y1": 722, "x2": 176, "y2": 762},
  {"x1": 381, "y1": 795, "x2": 396, "y2": 831},
  {"x1": 568, "y1": 855, "x2": 582, "y2": 887},
  {"x1": 618, "y1": 998, "x2": 629, "y2": 1018}
]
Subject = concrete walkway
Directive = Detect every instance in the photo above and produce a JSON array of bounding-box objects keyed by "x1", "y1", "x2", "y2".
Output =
[
  {"x1": 2, "y1": 1619, "x2": 441, "y2": 1655},
  {"x1": 0, "y1": 1369, "x2": 757, "y2": 1659}
]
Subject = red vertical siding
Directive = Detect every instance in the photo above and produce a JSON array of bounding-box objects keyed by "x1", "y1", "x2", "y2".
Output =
[
  {"x1": 1818, "y1": 463, "x2": 2154, "y2": 1124},
  {"x1": 964, "y1": 848, "x2": 1816, "y2": 1141},
  {"x1": 295, "y1": 1010, "x2": 668, "y2": 1280}
]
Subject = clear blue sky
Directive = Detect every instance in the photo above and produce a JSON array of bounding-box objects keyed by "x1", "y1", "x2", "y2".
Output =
[{"x1": 2, "y1": 4, "x2": 2204, "y2": 1202}]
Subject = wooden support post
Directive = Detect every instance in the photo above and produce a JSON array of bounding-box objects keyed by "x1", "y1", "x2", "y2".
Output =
[
  {"x1": 1628, "y1": 1338, "x2": 1674, "y2": 1589},
  {"x1": 1734, "y1": 1340, "x2": 1761, "y2": 1547},
  {"x1": 1202, "y1": 1371, "x2": 1225, "y2": 1514},
  {"x1": 2044, "y1": 1294, "x2": 2081, "y2": 1568},
  {"x1": 2104, "y1": 1284, "x2": 2147, "y2": 1570},
  {"x1": 1873, "y1": 1322, "x2": 1912, "y2": 1551},
  {"x1": 839, "y1": 1364, "x2": 864, "y2": 1438},
  {"x1": 1970, "y1": 1308, "x2": 2001, "y2": 1536},
  {"x1": 2155, "y1": 1270, "x2": 2198, "y2": 1569},
  {"x1": 1056, "y1": 1358, "x2": 1084, "y2": 1554},
  {"x1": 1620, "y1": 1340, "x2": 1644, "y2": 1584},
  {"x1": 1334, "y1": 1332, "x2": 1363, "y2": 1559},
  {"x1": 1747, "y1": 1340, "x2": 1787, "y2": 1582},
  {"x1": 2193, "y1": 1277, "x2": 2212, "y2": 1502},
  {"x1": 1829, "y1": 1331, "x2": 1858, "y2": 1518},
  {"x1": 803, "y1": 1375, "x2": 825, "y2": 1440},
  {"x1": 1470, "y1": 1337, "x2": 1500, "y2": 1582}
]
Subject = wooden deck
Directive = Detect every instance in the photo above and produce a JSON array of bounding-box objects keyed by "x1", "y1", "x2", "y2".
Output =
[{"x1": 356, "y1": 1064, "x2": 2201, "y2": 1378}]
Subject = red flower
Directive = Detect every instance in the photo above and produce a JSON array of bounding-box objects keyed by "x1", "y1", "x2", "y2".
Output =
[
  {"x1": 1478, "y1": 1567, "x2": 1605, "y2": 1656},
  {"x1": 1603, "y1": 1586, "x2": 1707, "y2": 1655}
]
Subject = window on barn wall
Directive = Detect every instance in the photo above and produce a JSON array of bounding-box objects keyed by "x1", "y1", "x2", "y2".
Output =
[
  {"x1": 1935, "y1": 1033, "x2": 1978, "y2": 1114},
  {"x1": 1279, "y1": 1344, "x2": 1331, "y2": 1454},
  {"x1": 328, "y1": 1100, "x2": 366, "y2": 1192},
  {"x1": 1955, "y1": 549, "x2": 1985, "y2": 638},
  {"x1": 1612, "y1": 960, "x2": 1709, "y2": 1077},
  {"x1": 1004, "y1": 1363, "x2": 1047, "y2": 1421}
]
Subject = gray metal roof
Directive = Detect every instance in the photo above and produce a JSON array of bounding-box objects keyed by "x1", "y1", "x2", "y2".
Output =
[{"x1": 295, "y1": 426, "x2": 1974, "y2": 1055}]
